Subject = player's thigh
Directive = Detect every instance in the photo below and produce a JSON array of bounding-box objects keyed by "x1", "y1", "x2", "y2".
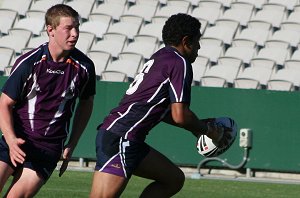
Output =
[
  {"x1": 0, "y1": 161, "x2": 14, "y2": 191},
  {"x1": 90, "y1": 171, "x2": 129, "y2": 198},
  {"x1": 0, "y1": 137, "x2": 15, "y2": 191},
  {"x1": 133, "y1": 147, "x2": 185, "y2": 184},
  {"x1": 5, "y1": 167, "x2": 45, "y2": 198}
]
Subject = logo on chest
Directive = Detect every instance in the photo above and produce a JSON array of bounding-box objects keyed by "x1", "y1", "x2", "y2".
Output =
[{"x1": 46, "y1": 68, "x2": 64, "y2": 75}]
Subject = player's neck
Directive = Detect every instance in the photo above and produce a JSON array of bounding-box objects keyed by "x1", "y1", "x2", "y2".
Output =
[
  {"x1": 48, "y1": 43, "x2": 70, "y2": 62},
  {"x1": 171, "y1": 45, "x2": 185, "y2": 58}
]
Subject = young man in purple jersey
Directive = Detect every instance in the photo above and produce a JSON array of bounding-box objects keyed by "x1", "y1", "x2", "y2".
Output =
[
  {"x1": 0, "y1": 4, "x2": 96, "y2": 197},
  {"x1": 90, "y1": 13, "x2": 229, "y2": 198}
]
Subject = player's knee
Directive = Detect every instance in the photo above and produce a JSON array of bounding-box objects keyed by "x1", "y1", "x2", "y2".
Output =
[
  {"x1": 168, "y1": 168, "x2": 185, "y2": 193},
  {"x1": 6, "y1": 188, "x2": 39, "y2": 198}
]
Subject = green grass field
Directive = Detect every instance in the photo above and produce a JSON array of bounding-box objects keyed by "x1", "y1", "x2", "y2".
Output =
[{"x1": 2, "y1": 170, "x2": 300, "y2": 198}]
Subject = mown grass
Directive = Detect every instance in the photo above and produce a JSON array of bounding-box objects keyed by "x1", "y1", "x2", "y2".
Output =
[{"x1": 2, "y1": 170, "x2": 300, "y2": 198}]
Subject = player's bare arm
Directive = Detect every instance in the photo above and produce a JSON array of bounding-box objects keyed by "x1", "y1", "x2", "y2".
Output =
[
  {"x1": 67, "y1": 96, "x2": 94, "y2": 148},
  {"x1": 59, "y1": 96, "x2": 94, "y2": 176},
  {"x1": 163, "y1": 102, "x2": 224, "y2": 142},
  {"x1": 0, "y1": 93, "x2": 26, "y2": 166}
]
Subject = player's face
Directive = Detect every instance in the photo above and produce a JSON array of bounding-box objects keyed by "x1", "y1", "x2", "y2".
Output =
[
  {"x1": 185, "y1": 34, "x2": 201, "y2": 63},
  {"x1": 51, "y1": 16, "x2": 79, "y2": 51}
]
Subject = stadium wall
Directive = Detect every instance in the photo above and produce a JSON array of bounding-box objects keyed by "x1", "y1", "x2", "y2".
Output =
[{"x1": 1, "y1": 77, "x2": 300, "y2": 173}]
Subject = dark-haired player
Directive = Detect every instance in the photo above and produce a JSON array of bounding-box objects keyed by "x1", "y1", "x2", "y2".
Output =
[
  {"x1": 90, "y1": 13, "x2": 227, "y2": 198},
  {"x1": 0, "y1": 4, "x2": 95, "y2": 197}
]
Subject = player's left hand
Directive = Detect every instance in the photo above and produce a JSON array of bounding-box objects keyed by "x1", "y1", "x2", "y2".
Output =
[
  {"x1": 59, "y1": 146, "x2": 73, "y2": 177},
  {"x1": 206, "y1": 121, "x2": 224, "y2": 143},
  {"x1": 59, "y1": 159, "x2": 69, "y2": 177},
  {"x1": 216, "y1": 126, "x2": 232, "y2": 148}
]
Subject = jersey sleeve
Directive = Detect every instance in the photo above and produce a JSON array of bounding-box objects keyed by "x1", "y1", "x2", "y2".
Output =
[
  {"x1": 1, "y1": 58, "x2": 33, "y2": 101},
  {"x1": 168, "y1": 56, "x2": 192, "y2": 104},
  {"x1": 80, "y1": 61, "x2": 96, "y2": 99}
]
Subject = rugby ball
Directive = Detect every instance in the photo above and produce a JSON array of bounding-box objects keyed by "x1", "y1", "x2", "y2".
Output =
[{"x1": 197, "y1": 117, "x2": 237, "y2": 157}]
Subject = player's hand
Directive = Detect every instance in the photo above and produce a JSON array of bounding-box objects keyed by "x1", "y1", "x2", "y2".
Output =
[
  {"x1": 59, "y1": 146, "x2": 73, "y2": 177},
  {"x1": 59, "y1": 159, "x2": 69, "y2": 177},
  {"x1": 217, "y1": 126, "x2": 233, "y2": 148},
  {"x1": 7, "y1": 137, "x2": 26, "y2": 167},
  {"x1": 206, "y1": 122, "x2": 228, "y2": 148}
]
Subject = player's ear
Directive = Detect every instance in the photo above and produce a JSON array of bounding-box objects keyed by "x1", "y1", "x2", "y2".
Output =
[
  {"x1": 182, "y1": 36, "x2": 192, "y2": 50},
  {"x1": 46, "y1": 25, "x2": 54, "y2": 37}
]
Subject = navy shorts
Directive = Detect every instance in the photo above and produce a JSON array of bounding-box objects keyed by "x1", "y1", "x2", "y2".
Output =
[
  {"x1": 0, "y1": 136, "x2": 60, "y2": 181},
  {"x1": 95, "y1": 129, "x2": 150, "y2": 178}
]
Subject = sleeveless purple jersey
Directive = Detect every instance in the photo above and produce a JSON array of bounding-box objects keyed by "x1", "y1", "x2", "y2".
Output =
[
  {"x1": 100, "y1": 47, "x2": 193, "y2": 142},
  {"x1": 1, "y1": 43, "x2": 96, "y2": 154}
]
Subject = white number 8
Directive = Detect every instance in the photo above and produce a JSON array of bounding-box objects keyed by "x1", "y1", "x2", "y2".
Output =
[{"x1": 126, "y1": 59, "x2": 154, "y2": 95}]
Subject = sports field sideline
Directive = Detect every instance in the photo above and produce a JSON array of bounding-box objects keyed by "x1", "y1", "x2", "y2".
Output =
[{"x1": 63, "y1": 160, "x2": 300, "y2": 185}]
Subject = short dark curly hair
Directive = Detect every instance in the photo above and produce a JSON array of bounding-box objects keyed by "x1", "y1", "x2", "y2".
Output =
[{"x1": 162, "y1": 13, "x2": 201, "y2": 46}]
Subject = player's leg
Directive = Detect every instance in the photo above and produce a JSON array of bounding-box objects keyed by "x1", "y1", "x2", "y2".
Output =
[
  {"x1": 90, "y1": 130, "x2": 132, "y2": 197},
  {"x1": 0, "y1": 161, "x2": 14, "y2": 192},
  {"x1": 133, "y1": 147, "x2": 185, "y2": 198},
  {"x1": 90, "y1": 171, "x2": 129, "y2": 198},
  {"x1": 90, "y1": 129, "x2": 148, "y2": 198},
  {"x1": 4, "y1": 167, "x2": 45, "y2": 198},
  {"x1": 3, "y1": 140, "x2": 58, "y2": 197},
  {"x1": 0, "y1": 136, "x2": 15, "y2": 192}
]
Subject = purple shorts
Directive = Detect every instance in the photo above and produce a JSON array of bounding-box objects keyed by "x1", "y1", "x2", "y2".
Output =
[
  {"x1": 0, "y1": 136, "x2": 60, "y2": 181},
  {"x1": 95, "y1": 129, "x2": 150, "y2": 178}
]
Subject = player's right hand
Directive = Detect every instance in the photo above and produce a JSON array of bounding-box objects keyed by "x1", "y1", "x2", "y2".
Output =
[{"x1": 8, "y1": 137, "x2": 26, "y2": 167}]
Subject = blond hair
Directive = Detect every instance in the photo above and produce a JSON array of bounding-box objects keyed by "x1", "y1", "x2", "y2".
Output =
[{"x1": 45, "y1": 4, "x2": 79, "y2": 29}]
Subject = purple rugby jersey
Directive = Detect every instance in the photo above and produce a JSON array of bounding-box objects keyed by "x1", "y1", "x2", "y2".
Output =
[
  {"x1": 1, "y1": 42, "x2": 96, "y2": 154},
  {"x1": 100, "y1": 46, "x2": 193, "y2": 142}
]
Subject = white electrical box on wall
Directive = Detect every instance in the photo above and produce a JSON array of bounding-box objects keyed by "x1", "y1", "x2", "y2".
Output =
[{"x1": 239, "y1": 128, "x2": 252, "y2": 148}]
